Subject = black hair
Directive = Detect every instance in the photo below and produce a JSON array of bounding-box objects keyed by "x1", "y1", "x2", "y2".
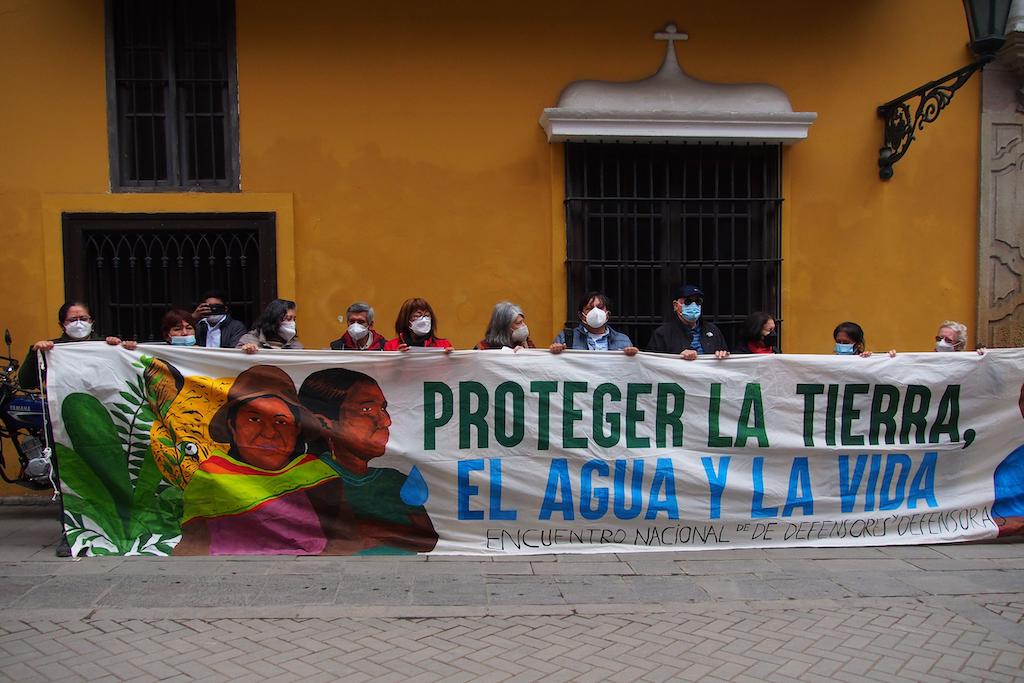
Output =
[
  {"x1": 198, "y1": 289, "x2": 229, "y2": 306},
  {"x1": 256, "y1": 299, "x2": 296, "y2": 340},
  {"x1": 57, "y1": 300, "x2": 90, "y2": 327},
  {"x1": 833, "y1": 321, "x2": 866, "y2": 352},
  {"x1": 298, "y1": 368, "x2": 380, "y2": 455},
  {"x1": 739, "y1": 311, "x2": 774, "y2": 344},
  {"x1": 298, "y1": 368, "x2": 378, "y2": 420},
  {"x1": 577, "y1": 291, "x2": 612, "y2": 315}
]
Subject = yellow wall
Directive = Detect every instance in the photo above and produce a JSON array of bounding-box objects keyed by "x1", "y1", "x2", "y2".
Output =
[{"x1": 0, "y1": 1, "x2": 981, "y2": 490}]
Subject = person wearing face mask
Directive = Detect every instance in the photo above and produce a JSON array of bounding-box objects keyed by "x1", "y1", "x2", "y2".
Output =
[
  {"x1": 733, "y1": 312, "x2": 780, "y2": 354},
  {"x1": 330, "y1": 302, "x2": 387, "y2": 351},
  {"x1": 648, "y1": 285, "x2": 729, "y2": 360},
  {"x1": 237, "y1": 299, "x2": 302, "y2": 354},
  {"x1": 833, "y1": 321, "x2": 896, "y2": 358},
  {"x1": 158, "y1": 310, "x2": 198, "y2": 346},
  {"x1": 383, "y1": 298, "x2": 453, "y2": 352},
  {"x1": 475, "y1": 302, "x2": 535, "y2": 350},
  {"x1": 935, "y1": 320, "x2": 985, "y2": 355},
  {"x1": 19, "y1": 301, "x2": 133, "y2": 390},
  {"x1": 549, "y1": 292, "x2": 637, "y2": 355},
  {"x1": 192, "y1": 290, "x2": 248, "y2": 349}
]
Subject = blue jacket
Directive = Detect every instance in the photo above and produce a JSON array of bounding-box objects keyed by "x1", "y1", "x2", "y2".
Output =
[{"x1": 554, "y1": 324, "x2": 633, "y2": 351}]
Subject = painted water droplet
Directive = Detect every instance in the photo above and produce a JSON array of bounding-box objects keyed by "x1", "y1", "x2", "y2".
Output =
[{"x1": 400, "y1": 465, "x2": 429, "y2": 506}]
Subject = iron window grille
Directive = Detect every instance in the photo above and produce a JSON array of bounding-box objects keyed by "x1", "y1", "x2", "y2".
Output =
[
  {"x1": 62, "y1": 213, "x2": 277, "y2": 342},
  {"x1": 564, "y1": 142, "x2": 783, "y2": 351},
  {"x1": 105, "y1": 0, "x2": 240, "y2": 191}
]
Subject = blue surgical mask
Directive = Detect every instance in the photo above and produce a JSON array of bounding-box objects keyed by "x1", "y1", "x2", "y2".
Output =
[
  {"x1": 834, "y1": 342, "x2": 856, "y2": 355},
  {"x1": 170, "y1": 335, "x2": 196, "y2": 346},
  {"x1": 681, "y1": 303, "x2": 701, "y2": 322}
]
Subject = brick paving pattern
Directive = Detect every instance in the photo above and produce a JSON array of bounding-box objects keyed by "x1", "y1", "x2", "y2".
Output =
[
  {"x1": 1, "y1": 599, "x2": 1023, "y2": 682},
  {"x1": 1, "y1": 505, "x2": 1022, "y2": 681}
]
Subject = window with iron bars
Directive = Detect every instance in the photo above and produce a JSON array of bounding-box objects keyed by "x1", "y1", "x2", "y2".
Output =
[
  {"x1": 62, "y1": 213, "x2": 277, "y2": 342},
  {"x1": 106, "y1": 0, "x2": 240, "y2": 191},
  {"x1": 564, "y1": 142, "x2": 783, "y2": 351}
]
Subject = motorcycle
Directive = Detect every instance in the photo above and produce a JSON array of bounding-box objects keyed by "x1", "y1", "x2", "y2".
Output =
[{"x1": 0, "y1": 329, "x2": 53, "y2": 489}]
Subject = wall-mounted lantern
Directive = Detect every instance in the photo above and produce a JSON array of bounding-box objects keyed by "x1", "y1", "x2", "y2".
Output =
[{"x1": 877, "y1": 0, "x2": 1012, "y2": 180}]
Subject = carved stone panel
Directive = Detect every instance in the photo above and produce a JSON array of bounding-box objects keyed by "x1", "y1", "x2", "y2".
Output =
[{"x1": 979, "y1": 114, "x2": 1024, "y2": 348}]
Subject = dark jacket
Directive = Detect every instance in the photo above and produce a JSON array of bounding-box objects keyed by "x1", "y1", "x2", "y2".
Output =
[
  {"x1": 647, "y1": 316, "x2": 729, "y2": 355},
  {"x1": 554, "y1": 324, "x2": 633, "y2": 351},
  {"x1": 195, "y1": 316, "x2": 248, "y2": 349},
  {"x1": 18, "y1": 333, "x2": 102, "y2": 390},
  {"x1": 330, "y1": 330, "x2": 387, "y2": 350}
]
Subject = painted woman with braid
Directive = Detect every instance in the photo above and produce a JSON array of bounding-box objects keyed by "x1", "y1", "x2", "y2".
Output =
[{"x1": 299, "y1": 368, "x2": 437, "y2": 554}]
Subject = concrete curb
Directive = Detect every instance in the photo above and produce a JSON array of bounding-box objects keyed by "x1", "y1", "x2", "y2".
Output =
[{"x1": 3, "y1": 593, "x2": 1021, "y2": 623}]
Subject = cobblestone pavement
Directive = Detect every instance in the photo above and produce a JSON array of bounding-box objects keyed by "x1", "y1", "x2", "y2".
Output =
[{"x1": 1, "y1": 505, "x2": 1022, "y2": 682}]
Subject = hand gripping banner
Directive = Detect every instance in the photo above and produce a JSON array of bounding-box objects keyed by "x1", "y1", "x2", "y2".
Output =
[{"x1": 43, "y1": 344, "x2": 1024, "y2": 556}]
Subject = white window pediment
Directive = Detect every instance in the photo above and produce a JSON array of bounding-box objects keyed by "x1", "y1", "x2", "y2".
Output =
[{"x1": 540, "y1": 25, "x2": 817, "y2": 144}]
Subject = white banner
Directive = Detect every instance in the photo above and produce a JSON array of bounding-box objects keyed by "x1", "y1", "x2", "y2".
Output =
[{"x1": 44, "y1": 344, "x2": 1024, "y2": 556}]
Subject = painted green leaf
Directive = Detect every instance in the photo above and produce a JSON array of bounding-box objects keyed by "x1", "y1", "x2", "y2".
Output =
[
  {"x1": 60, "y1": 394, "x2": 133, "y2": 533},
  {"x1": 118, "y1": 391, "x2": 141, "y2": 406},
  {"x1": 57, "y1": 456, "x2": 124, "y2": 549}
]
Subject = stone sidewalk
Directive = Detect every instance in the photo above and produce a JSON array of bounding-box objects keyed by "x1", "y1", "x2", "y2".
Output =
[{"x1": 1, "y1": 504, "x2": 1022, "y2": 682}]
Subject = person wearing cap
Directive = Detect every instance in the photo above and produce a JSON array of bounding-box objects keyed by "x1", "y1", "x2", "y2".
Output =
[
  {"x1": 648, "y1": 285, "x2": 730, "y2": 360},
  {"x1": 174, "y1": 365, "x2": 338, "y2": 555},
  {"x1": 330, "y1": 302, "x2": 387, "y2": 351}
]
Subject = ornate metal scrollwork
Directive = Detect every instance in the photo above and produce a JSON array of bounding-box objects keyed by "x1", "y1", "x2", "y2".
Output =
[{"x1": 877, "y1": 58, "x2": 990, "y2": 180}]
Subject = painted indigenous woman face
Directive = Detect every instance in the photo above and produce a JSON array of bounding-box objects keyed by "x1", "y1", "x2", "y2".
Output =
[
  {"x1": 230, "y1": 396, "x2": 300, "y2": 470},
  {"x1": 335, "y1": 381, "x2": 391, "y2": 462}
]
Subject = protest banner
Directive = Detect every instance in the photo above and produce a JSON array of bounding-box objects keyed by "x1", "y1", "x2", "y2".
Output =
[{"x1": 43, "y1": 343, "x2": 1024, "y2": 556}]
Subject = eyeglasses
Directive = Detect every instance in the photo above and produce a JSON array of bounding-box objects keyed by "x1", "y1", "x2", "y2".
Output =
[
  {"x1": 682, "y1": 297, "x2": 703, "y2": 306},
  {"x1": 935, "y1": 336, "x2": 959, "y2": 345}
]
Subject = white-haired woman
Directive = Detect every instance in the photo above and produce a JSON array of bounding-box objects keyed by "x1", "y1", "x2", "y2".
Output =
[
  {"x1": 935, "y1": 320, "x2": 985, "y2": 355},
  {"x1": 474, "y1": 302, "x2": 535, "y2": 350}
]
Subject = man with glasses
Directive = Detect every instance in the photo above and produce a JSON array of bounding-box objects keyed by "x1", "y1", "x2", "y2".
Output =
[{"x1": 647, "y1": 285, "x2": 730, "y2": 361}]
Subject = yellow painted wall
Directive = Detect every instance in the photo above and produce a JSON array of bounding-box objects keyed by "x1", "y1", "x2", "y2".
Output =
[{"x1": 0, "y1": 1, "x2": 981, "y2": 492}]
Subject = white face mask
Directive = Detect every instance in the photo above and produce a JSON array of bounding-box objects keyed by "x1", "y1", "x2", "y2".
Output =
[
  {"x1": 935, "y1": 339, "x2": 956, "y2": 352},
  {"x1": 64, "y1": 320, "x2": 92, "y2": 340},
  {"x1": 278, "y1": 321, "x2": 297, "y2": 340},
  {"x1": 347, "y1": 322, "x2": 369, "y2": 341},
  {"x1": 511, "y1": 325, "x2": 530, "y2": 343},
  {"x1": 205, "y1": 314, "x2": 226, "y2": 326},
  {"x1": 410, "y1": 316, "x2": 432, "y2": 336},
  {"x1": 585, "y1": 307, "x2": 608, "y2": 329}
]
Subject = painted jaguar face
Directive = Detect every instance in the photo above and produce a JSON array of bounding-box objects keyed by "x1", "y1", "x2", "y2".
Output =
[{"x1": 144, "y1": 358, "x2": 232, "y2": 488}]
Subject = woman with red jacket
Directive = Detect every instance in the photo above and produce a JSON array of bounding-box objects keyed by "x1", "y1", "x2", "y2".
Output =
[{"x1": 383, "y1": 298, "x2": 454, "y2": 352}]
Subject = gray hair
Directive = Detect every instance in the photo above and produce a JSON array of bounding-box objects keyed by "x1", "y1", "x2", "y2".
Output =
[
  {"x1": 484, "y1": 301, "x2": 524, "y2": 348},
  {"x1": 939, "y1": 320, "x2": 968, "y2": 348},
  {"x1": 346, "y1": 302, "x2": 375, "y2": 325}
]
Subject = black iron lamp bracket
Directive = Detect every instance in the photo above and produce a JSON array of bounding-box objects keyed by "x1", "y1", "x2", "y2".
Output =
[{"x1": 876, "y1": 55, "x2": 992, "y2": 180}]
